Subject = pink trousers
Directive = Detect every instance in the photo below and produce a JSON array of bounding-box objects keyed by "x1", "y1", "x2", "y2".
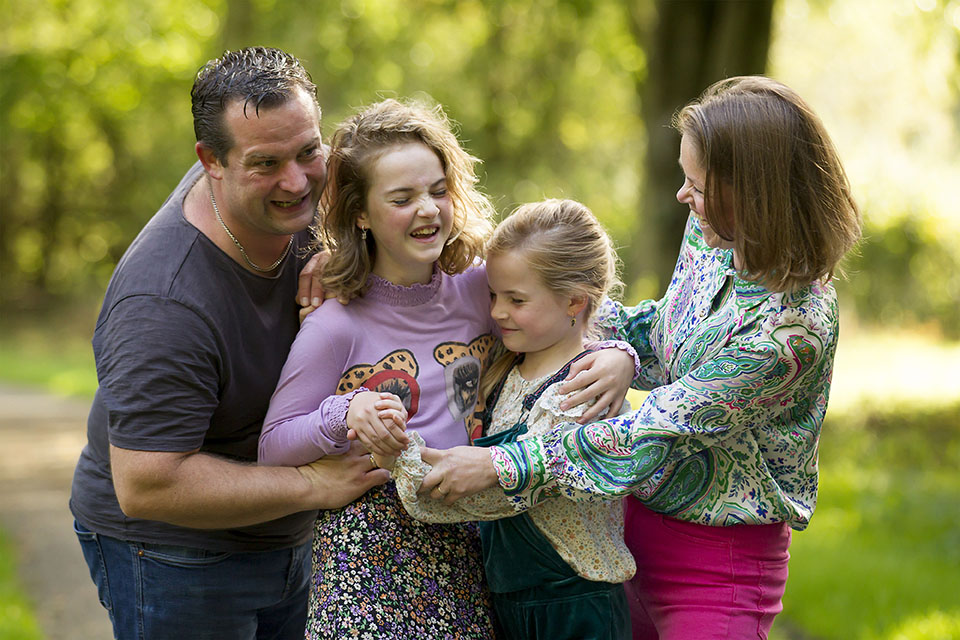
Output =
[{"x1": 623, "y1": 496, "x2": 791, "y2": 640}]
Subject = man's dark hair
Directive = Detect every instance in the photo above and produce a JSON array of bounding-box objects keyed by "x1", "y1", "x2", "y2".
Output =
[{"x1": 191, "y1": 47, "x2": 319, "y2": 164}]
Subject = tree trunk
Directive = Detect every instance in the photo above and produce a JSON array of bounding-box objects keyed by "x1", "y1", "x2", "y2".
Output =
[{"x1": 629, "y1": 0, "x2": 774, "y2": 295}]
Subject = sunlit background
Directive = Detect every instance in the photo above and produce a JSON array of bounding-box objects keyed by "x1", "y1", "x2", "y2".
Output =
[{"x1": 1, "y1": 1, "x2": 959, "y2": 638}]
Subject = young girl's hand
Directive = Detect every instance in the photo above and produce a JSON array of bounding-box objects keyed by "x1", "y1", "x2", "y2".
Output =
[
  {"x1": 369, "y1": 452, "x2": 396, "y2": 472},
  {"x1": 346, "y1": 391, "x2": 409, "y2": 456}
]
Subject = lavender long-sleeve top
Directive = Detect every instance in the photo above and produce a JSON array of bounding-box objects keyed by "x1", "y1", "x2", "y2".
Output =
[{"x1": 259, "y1": 264, "x2": 497, "y2": 466}]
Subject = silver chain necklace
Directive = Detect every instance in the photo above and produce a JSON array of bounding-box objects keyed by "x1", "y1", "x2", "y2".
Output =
[{"x1": 209, "y1": 187, "x2": 293, "y2": 273}]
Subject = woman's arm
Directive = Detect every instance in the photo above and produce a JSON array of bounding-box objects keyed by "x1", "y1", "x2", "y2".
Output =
[
  {"x1": 423, "y1": 305, "x2": 837, "y2": 508},
  {"x1": 496, "y1": 307, "x2": 838, "y2": 508},
  {"x1": 593, "y1": 297, "x2": 664, "y2": 391}
]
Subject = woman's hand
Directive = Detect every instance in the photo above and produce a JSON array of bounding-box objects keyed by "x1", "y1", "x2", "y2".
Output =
[
  {"x1": 558, "y1": 348, "x2": 634, "y2": 422},
  {"x1": 345, "y1": 392, "x2": 409, "y2": 457},
  {"x1": 419, "y1": 446, "x2": 499, "y2": 505}
]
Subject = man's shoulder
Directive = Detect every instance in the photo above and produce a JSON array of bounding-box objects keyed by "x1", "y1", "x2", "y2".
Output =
[
  {"x1": 95, "y1": 164, "x2": 232, "y2": 332},
  {"x1": 107, "y1": 166, "x2": 206, "y2": 292},
  {"x1": 103, "y1": 211, "x2": 207, "y2": 310}
]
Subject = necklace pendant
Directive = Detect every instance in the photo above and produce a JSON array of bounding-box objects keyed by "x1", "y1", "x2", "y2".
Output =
[{"x1": 209, "y1": 186, "x2": 294, "y2": 273}]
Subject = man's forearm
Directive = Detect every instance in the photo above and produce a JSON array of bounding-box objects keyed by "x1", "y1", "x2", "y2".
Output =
[
  {"x1": 112, "y1": 446, "x2": 316, "y2": 528},
  {"x1": 111, "y1": 444, "x2": 386, "y2": 529}
]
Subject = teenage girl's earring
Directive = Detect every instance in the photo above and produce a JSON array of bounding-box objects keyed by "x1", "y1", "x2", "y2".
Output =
[
  {"x1": 570, "y1": 315, "x2": 576, "y2": 327},
  {"x1": 360, "y1": 227, "x2": 367, "y2": 241}
]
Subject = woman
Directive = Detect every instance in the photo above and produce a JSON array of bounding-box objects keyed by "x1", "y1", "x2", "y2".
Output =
[{"x1": 419, "y1": 76, "x2": 862, "y2": 639}]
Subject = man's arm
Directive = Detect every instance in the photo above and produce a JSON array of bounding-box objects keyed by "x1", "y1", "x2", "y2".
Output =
[{"x1": 111, "y1": 442, "x2": 388, "y2": 529}]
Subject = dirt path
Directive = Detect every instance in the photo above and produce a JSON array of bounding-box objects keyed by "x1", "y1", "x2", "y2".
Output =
[{"x1": 0, "y1": 384, "x2": 112, "y2": 640}]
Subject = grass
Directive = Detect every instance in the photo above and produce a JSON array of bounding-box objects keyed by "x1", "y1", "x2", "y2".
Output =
[
  {"x1": 772, "y1": 404, "x2": 960, "y2": 640},
  {"x1": 0, "y1": 531, "x2": 43, "y2": 640},
  {"x1": 0, "y1": 313, "x2": 958, "y2": 639}
]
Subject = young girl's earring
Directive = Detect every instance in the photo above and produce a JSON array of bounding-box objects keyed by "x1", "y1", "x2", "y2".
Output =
[
  {"x1": 570, "y1": 316, "x2": 576, "y2": 327},
  {"x1": 360, "y1": 227, "x2": 367, "y2": 241}
]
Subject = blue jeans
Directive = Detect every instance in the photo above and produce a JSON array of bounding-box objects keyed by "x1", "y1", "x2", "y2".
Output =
[{"x1": 74, "y1": 520, "x2": 311, "y2": 640}]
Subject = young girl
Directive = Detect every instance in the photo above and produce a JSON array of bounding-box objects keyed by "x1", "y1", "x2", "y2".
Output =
[
  {"x1": 259, "y1": 98, "x2": 499, "y2": 638},
  {"x1": 392, "y1": 199, "x2": 636, "y2": 640}
]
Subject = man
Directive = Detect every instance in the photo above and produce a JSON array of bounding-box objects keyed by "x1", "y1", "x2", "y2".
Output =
[{"x1": 69, "y1": 47, "x2": 388, "y2": 639}]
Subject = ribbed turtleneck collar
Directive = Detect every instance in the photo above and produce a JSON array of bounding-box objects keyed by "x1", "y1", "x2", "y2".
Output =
[{"x1": 362, "y1": 265, "x2": 442, "y2": 307}]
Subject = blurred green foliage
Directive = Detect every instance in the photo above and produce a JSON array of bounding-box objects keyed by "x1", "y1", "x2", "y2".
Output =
[
  {"x1": 1, "y1": 0, "x2": 959, "y2": 332},
  {"x1": 770, "y1": 0, "x2": 960, "y2": 338},
  {"x1": 839, "y1": 214, "x2": 960, "y2": 338},
  {"x1": 1, "y1": 0, "x2": 644, "y2": 305}
]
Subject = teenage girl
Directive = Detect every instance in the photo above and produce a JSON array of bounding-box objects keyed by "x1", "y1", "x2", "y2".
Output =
[
  {"x1": 259, "y1": 98, "x2": 498, "y2": 638},
  {"x1": 393, "y1": 199, "x2": 635, "y2": 640}
]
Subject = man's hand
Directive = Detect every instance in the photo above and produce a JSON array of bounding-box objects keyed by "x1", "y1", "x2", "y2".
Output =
[
  {"x1": 296, "y1": 442, "x2": 390, "y2": 509},
  {"x1": 345, "y1": 391, "x2": 409, "y2": 457},
  {"x1": 558, "y1": 348, "x2": 634, "y2": 422},
  {"x1": 419, "y1": 446, "x2": 499, "y2": 505}
]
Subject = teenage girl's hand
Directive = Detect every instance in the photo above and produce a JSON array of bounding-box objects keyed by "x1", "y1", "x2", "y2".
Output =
[
  {"x1": 346, "y1": 391, "x2": 409, "y2": 456},
  {"x1": 558, "y1": 348, "x2": 634, "y2": 423}
]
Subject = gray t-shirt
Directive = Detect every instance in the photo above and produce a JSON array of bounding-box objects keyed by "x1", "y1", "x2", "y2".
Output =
[{"x1": 70, "y1": 162, "x2": 316, "y2": 551}]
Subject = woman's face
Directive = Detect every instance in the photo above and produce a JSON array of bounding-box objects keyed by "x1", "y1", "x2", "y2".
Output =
[{"x1": 677, "y1": 134, "x2": 734, "y2": 252}]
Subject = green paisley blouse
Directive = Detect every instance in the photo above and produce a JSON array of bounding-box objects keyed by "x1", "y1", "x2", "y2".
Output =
[{"x1": 489, "y1": 214, "x2": 840, "y2": 530}]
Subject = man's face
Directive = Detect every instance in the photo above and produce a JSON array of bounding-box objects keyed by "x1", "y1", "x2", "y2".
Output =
[{"x1": 214, "y1": 88, "x2": 326, "y2": 239}]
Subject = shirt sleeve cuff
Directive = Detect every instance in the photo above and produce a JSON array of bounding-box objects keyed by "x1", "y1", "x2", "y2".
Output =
[
  {"x1": 324, "y1": 387, "x2": 370, "y2": 440},
  {"x1": 490, "y1": 432, "x2": 561, "y2": 511},
  {"x1": 587, "y1": 339, "x2": 642, "y2": 380}
]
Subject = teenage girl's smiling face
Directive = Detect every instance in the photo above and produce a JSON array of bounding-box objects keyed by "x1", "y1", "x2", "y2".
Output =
[
  {"x1": 487, "y1": 250, "x2": 584, "y2": 366},
  {"x1": 358, "y1": 142, "x2": 453, "y2": 286},
  {"x1": 677, "y1": 134, "x2": 734, "y2": 252}
]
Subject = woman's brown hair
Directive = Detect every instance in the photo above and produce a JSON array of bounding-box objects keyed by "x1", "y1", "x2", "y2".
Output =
[
  {"x1": 674, "y1": 76, "x2": 861, "y2": 292},
  {"x1": 317, "y1": 98, "x2": 494, "y2": 300}
]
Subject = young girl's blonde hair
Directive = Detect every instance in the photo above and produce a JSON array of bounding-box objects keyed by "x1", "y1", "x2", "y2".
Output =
[
  {"x1": 674, "y1": 76, "x2": 861, "y2": 293},
  {"x1": 318, "y1": 98, "x2": 495, "y2": 299},
  {"x1": 481, "y1": 199, "x2": 622, "y2": 396}
]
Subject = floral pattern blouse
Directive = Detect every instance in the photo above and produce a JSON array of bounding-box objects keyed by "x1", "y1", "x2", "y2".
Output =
[
  {"x1": 394, "y1": 366, "x2": 635, "y2": 583},
  {"x1": 489, "y1": 215, "x2": 841, "y2": 530}
]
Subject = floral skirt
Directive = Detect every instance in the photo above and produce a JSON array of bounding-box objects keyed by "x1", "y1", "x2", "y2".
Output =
[{"x1": 306, "y1": 481, "x2": 496, "y2": 639}]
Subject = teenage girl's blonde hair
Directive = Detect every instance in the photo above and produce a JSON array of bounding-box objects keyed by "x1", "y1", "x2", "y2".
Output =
[
  {"x1": 317, "y1": 98, "x2": 495, "y2": 299},
  {"x1": 481, "y1": 199, "x2": 622, "y2": 397},
  {"x1": 674, "y1": 76, "x2": 861, "y2": 293}
]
